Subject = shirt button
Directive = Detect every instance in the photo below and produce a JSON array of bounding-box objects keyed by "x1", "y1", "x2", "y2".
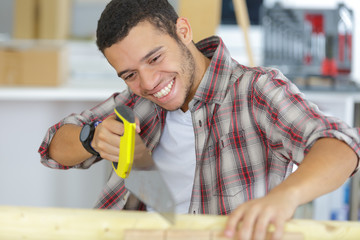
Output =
[{"x1": 199, "y1": 120, "x2": 202, "y2": 127}]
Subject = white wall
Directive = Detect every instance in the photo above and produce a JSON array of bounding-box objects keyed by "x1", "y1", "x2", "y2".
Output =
[{"x1": 0, "y1": 100, "x2": 110, "y2": 208}]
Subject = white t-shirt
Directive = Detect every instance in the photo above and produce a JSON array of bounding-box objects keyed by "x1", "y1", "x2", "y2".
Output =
[{"x1": 149, "y1": 109, "x2": 196, "y2": 214}]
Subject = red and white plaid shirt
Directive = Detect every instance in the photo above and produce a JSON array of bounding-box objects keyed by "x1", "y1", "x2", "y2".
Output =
[{"x1": 39, "y1": 36, "x2": 360, "y2": 215}]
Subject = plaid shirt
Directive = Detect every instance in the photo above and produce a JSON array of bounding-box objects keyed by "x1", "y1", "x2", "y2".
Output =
[{"x1": 39, "y1": 36, "x2": 360, "y2": 215}]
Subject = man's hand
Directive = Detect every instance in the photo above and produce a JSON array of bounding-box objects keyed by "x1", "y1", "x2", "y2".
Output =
[
  {"x1": 91, "y1": 114, "x2": 141, "y2": 162},
  {"x1": 224, "y1": 191, "x2": 297, "y2": 240}
]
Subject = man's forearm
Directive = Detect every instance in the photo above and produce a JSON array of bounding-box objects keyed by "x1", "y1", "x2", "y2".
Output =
[
  {"x1": 271, "y1": 137, "x2": 358, "y2": 206},
  {"x1": 48, "y1": 124, "x2": 91, "y2": 166}
]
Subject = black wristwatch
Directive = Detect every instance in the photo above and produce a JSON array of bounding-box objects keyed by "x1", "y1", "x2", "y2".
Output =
[{"x1": 80, "y1": 122, "x2": 100, "y2": 156}]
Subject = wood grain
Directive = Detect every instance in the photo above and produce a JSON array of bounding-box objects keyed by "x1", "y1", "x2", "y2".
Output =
[{"x1": 0, "y1": 206, "x2": 359, "y2": 239}]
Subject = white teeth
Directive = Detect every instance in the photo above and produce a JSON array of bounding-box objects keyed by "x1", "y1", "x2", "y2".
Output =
[{"x1": 153, "y1": 80, "x2": 174, "y2": 99}]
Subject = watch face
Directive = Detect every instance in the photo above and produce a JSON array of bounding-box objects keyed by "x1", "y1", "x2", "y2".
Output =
[{"x1": 80, "y1": 124, "x2": 91, "y2": 142}]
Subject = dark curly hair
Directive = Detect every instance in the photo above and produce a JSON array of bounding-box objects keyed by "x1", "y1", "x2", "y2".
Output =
[{"x1": 96, "y1": 0, "x2": 179, "y2": 53}]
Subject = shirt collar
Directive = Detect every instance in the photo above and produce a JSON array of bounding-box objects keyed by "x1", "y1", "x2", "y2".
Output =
[{"x1": 191, "y1": 36, "x2": 235, "y2": 105}]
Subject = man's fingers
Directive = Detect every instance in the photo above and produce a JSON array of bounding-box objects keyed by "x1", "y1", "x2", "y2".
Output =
[
  {"x1": 224, "y1": 207, "x2": 244, "y2": 238},
  {"x1": 91, "y1": 116, "x2": 123, "y2": 161},
  {"x1": 224, "y1": 206, "x2": 263, "y2": 240},
  {"x1": 224, "y1": 193, "x2": 295, "y2": 240},
  {"x1": 253, "y1": 211, "x2": 272, "y2": 240},
  {"x1": 237, "y1": 211, "x2": 258, "y2": 240},
  {"x1": 270, "y1": 217, "x2": 285, "y2": 240},
  {"x1": 93, "y1": 125, "x2": 121, "y2": 148},
  {"x1": 106, "y1": 116, "x2": 125, "y2": 135},
  {"x1": 96, "y1": 141, "x2": 119, "y2": 160},
  {"x1": 135, "y1": 117, "x2": 141, "y2": 133}
]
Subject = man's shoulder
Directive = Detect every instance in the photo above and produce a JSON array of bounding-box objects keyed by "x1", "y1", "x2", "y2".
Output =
[
  {"x1": 226, "y1": 65, "x2": 293, "y2": 97},
  {"x1": 230, "y1": 65, "x2": 287, "y2": 83}
]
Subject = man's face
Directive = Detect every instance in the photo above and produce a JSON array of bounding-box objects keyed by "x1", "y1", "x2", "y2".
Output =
[{"x1": 104, "y1": 21, "x2": 196, "y2": 111}]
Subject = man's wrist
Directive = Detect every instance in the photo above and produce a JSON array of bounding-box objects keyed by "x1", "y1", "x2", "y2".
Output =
[{"x1": 79, "y1": 121, "x2": 102, "y2": 156}]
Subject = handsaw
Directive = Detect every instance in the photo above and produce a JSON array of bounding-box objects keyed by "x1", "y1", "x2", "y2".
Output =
[{"x1": 112, "y1": 105, "x2": 175, "y2": 224}]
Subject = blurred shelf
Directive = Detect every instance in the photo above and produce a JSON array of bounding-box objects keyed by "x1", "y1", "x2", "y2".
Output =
[
  {"x1": 0, "y1": 87, "x2": 113, "y2": 101},
  {"x1": 0, "y1": 80, "x2": 126, "y2": 101}
]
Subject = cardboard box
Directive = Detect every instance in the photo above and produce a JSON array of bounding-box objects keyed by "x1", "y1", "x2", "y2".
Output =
[
  {"x1": 13, "y1": 0, "x2": 38, "y2": 39},
  {"x1": 21, "y1": 43, "x2": 68, "y2": 86},
  {"x1": 0, "y1": 43, "x2": 30, "y2": 85},
  {"x1": 178, "y1": 0, "x2": 222, "y2": 42},
  {"x1": 0, "y1": 48, "x2": 23, "y2": 85},
  {"x1": 38, "y1": 0, "x2": 72, "y2": 39},
  {"x1": 0, "y1": 41, "x2": 68, "y2": 86},
  {"x1": 0, "y1": 50, "x2": 5, "y2": 85},
  {"x1": 13, "y1": 0, "x2": 71, "y2": 40}
]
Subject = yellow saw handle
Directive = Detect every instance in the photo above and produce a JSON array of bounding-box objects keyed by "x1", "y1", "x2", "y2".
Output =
[{"x1": 112, "y1": 105, "x2": 136, "y2": 179}]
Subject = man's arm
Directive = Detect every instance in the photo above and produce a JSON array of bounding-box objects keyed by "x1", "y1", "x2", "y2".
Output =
[
  {"x1": 49, "y1": 115, "x2": 125, "y2": 166},
  {"x1": 224, "y1": 137, "x2": 358, "y2": 240},
  {"x1": 48, "y1": 124, "x2": 91, "y2": 166}
]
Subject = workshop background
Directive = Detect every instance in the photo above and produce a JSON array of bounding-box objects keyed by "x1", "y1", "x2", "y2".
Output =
[{"x1": 0, "y1": 0, "x2": 359, "y2": 222}]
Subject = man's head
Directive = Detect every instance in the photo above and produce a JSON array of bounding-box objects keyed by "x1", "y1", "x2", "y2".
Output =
[
  {"x1": 96, "y1": 0, "x2": 210, "y2": 112},
  {"x1": 96, "y1": 0, "x2": 179, "y2": 53}
]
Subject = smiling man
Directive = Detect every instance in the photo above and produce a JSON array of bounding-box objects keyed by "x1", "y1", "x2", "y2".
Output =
[
  {"x1": 104, "y1": 20, "x2": 205, "y2": 112},
  {"x1": 39, "y1": 0, "x2": 360, "y2": 239}
]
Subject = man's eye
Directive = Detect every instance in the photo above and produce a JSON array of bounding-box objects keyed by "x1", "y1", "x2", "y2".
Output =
[
  {"x1": 124, "y1": 72, "x2": 136, "y2": 80},
  {"x1": 150, "y1": 55, "x2": 161, "y2": 64}
]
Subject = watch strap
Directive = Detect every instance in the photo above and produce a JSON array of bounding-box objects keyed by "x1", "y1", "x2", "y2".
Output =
[{"x1": 80, "y1": 122, "x2": 101, "y2": 156}]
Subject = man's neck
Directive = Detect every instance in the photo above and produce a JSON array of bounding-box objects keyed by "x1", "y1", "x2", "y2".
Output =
[{"x1": 180, "y1": 44, "x2": 211, "y2": 112}]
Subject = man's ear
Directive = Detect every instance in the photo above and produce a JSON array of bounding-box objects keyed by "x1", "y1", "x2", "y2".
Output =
[{"x1": 176, "y1": 17, "x2": 193, "y2": 45}]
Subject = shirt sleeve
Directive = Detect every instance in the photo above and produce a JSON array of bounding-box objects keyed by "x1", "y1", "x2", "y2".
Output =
[
  {"x1": 38, "y1": 90, "x2": 135, "y2": 169},
  {"x1": 251, "y1": 68, "x2": 360, "y2": 172}
]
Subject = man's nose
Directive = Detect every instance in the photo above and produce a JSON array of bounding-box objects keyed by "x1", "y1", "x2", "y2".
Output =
[{"x1": 139, "y1": 67, "x2": 160, "y2": 91}]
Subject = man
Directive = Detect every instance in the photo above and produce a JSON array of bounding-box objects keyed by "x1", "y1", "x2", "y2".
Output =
[{"x1": 39, "y1": 0, "x2": 360, "y2": 239}]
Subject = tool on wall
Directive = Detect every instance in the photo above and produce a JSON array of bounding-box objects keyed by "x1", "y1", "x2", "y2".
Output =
[
  {"x1": 337, "y1": 3, "x2": 353, "y2": 75},
  {"x1": 261, "y1": 3, "x2": 354, "y2": 88}
]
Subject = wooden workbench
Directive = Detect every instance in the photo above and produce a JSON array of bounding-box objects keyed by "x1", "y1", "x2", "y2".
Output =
[{"x1": 0, "y1": 206, "x2": 359, "y2": 239}]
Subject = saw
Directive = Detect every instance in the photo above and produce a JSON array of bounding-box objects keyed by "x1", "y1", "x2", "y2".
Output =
[{"x1": 112, "y1": 105, "x2": 175, "y2": 224}]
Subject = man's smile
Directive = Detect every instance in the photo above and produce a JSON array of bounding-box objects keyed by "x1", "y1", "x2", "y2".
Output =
[{"x1": 153, "y1": 79, "x2": 175, "y2": 99}]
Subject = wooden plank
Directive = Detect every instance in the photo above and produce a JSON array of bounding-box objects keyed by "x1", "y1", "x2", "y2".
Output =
[
  {"x1": 124, "y1": 229, "x2": 164, "y2": 240},
  {"x1": 0, "y1": 206, "x2": 360, "y2": 239},
  {"x1": 166, "y1": 230, "x2": 210, "y2": 240},
  {"x1": 266, "y1": 232, "x2": 304, "y2": 240},
  {"x1": 212, "y1": 231, "x2": 304, "y2": 240},
  {"x1": 124, "y1": 229, "x2": 304, "y2": 240}
]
